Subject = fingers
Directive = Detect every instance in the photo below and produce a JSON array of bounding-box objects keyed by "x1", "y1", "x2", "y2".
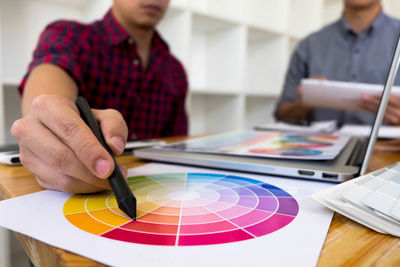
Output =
[
  {"x1": 11, "y1": 94, "x2": 128, "y2": 194},
  {"x1": 20, "y1": 146, "x2": 109, "y2": 193},
  {"x1": 310, "y1": 76, "x2": 327, "y2": 81},
  {"x1": 12, "y1": 116, "x2": 110, "y2": 189},
  {"x1": 93, "y1": 109, "x2": 128, "y2": 156},
  {"x1": 385, "y1": 96, "x2": 400, "y2": 125},
  {"x1": 358, "y1": 94, "x2": 400, "y2": 125},
  {"x1": 29, "y1": 95, "x2": 114, "y2": 178},
  {"x1": 357, "y1": 94, "x2": 380, "y2": 113}
]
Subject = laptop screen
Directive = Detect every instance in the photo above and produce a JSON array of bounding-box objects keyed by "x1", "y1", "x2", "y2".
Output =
[{"x1": 359, "y1": 33, "x2": 400, "y2": 175}]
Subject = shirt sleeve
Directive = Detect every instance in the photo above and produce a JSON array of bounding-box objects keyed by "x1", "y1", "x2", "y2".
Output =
[
  {"x1": 273, "y1": 39, "x2": 309, "y2": 120},
  {"x1": 162, "y1": 62, "x2": 188, "y2": 136},
  {"x1": 19, "y1": 21, "x2": 84, "y2": 94}
]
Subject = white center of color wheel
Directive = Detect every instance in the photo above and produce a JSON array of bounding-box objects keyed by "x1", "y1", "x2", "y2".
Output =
[{"x1": 168, "y1": 190, "x2": 200, "y2": 201}]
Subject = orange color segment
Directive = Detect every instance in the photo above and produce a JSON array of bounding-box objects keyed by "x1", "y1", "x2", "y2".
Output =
[
  {"x1": 151, "y1": 205, "x2": 181, "y2": 216},
  {"x1": 65, "y1": 212, "x2": 113, "y2": 235},
  {"x1": 88, "y1": 209, "x2": 131, "y2": 227}
]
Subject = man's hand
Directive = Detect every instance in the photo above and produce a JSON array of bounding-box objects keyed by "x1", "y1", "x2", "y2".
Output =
[
  {"x1": 11, "y1": 94, "x2": 128, "y2": 193},
  {"x1": 358, "y1": 94, "x2": 400, "y2": 125},
  {"x1": 276, "y1": 77, "x2": 326, "y2": 123}
]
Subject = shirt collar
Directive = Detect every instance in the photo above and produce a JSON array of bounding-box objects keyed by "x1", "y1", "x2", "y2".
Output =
[
  {"x1": 339, "y1": 10, "x2": 387, "y2": 35},
  {"x1": 102, "y1": 9, "x2": 130, "y2": 46},
  {"x1": 101, "y1": 9, "x2": 169, "y2": 53}
]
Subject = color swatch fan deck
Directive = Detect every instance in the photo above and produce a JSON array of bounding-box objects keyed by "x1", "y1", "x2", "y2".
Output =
[{"x1": 63, "y1": 173, "x2": 299, "y2": 246}]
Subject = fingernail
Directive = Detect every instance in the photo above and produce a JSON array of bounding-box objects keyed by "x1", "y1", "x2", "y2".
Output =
[
  {"x1": 110, "y1": 136, "x2": 125, "y2": 153},
  {"x1": 95, "y1": 159, "x2": 110, "y2": 177}
]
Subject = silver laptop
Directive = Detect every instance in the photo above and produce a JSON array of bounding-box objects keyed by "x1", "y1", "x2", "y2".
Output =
[{"x1": 134, "y1": 34, "x2": 400, "y2": 183}]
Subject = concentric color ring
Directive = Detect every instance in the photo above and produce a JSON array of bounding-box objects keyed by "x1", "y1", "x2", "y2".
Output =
[{"x1": 63, "y1": 173, "x2": 299, "y2": 246}]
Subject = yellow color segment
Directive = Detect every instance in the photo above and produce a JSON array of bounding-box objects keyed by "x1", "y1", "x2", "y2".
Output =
[
  {"x1": 65, "y1": 212, "x2": 113, "y2": 235},
  {"x1": 86, "y1": 192, "x2": 113, "y2": 210},
  {"x1": 88, "y1": 209, "x2": 131, "y2": 227},
  {"x1": 138, "y1": 201, "x2": 162, "y2": 213},
  {"x1": 63, "y1": 195, "x2": 88, "y2": 214},
  {"x1": 107, "y1": 196, "x2": 117, "y2": 207},
  {"x1": 133, "y1": 187, "x2": 157, "y2": 196},
  {"x1": 135, "y1": 194, "x2": 149, "y2": 204}
]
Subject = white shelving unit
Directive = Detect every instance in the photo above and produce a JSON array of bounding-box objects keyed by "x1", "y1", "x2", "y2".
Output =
[
  {"x1": 1, "y1": 0, "x2": 400, "y2": 143},
  {"x1": 158, "y1": 0, "x2": 400, "y2": 135}
]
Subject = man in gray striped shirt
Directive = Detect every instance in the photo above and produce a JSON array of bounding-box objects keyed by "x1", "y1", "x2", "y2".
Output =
[{"x1": 275, "y1": 0, "x2": 400, "y2": 126}]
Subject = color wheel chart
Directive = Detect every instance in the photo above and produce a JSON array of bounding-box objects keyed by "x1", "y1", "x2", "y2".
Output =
[
  {"x1": 248, "y1": 133, "x2": 338, "y2": 157},
  {"x1": 63, "y1": 173, "x2": 299, "y2": 246}
]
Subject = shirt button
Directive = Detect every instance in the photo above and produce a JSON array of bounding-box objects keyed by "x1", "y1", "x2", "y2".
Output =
[
  {"x1": 128, "y1": 38, "x2": 134, "y2": 44},
  {"x1": 133, "y1": 59, "x2": 140, "y2": 65},
  {"x1": 131, "y1": 133, "x2": 137, "y2": 140},
  {"x1": 136, "y1": 98, "x2": 142, "y2": 103}
]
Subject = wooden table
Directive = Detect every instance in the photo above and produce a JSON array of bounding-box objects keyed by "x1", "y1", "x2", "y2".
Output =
[{"x1": 1, "y1": 144, "x2": 400, "y2": 266}]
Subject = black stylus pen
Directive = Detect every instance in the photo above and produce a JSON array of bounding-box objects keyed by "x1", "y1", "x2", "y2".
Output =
[{"x1": 75, "y1": 97, "x2": 137, "y2": 219}]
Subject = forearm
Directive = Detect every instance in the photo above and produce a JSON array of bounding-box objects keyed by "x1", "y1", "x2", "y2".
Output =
[
  {"x1": 22, "y1": 64, "x2": 79, "y2": 116},
  {"x1": 276, "y1": 101, "x2": 312, "y2": 123}
]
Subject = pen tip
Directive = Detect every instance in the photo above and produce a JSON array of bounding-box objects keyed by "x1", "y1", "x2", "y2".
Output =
[{"x1": 119, "y1": 198, "x2": 137, "y2": 220}]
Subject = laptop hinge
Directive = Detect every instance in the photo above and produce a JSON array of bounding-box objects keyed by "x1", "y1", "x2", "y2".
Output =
[{"x1": 347, "y1": 137, "x2": 368, "y2": 167}]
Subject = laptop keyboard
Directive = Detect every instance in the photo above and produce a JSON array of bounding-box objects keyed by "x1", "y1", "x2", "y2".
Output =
[{"x1": 342, "y1": 163, "x2": 400, "y2": 223}]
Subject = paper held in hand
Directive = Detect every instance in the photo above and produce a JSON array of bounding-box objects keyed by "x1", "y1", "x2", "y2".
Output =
[{"x1": 301, "y1": 79, "x2": 400, "y2": 111}]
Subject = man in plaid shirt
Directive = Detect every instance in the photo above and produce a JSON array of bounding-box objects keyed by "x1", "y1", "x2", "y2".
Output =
[{"x1": 11, "y1": 0, "x2": 188, "y2": 193}]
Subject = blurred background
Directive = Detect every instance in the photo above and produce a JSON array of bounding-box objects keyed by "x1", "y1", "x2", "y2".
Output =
[{"x1": 1, "y1": 0, "x2": 399, "y2": 266}]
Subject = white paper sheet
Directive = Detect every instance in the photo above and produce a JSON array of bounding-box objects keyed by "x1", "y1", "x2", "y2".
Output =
[
  {"x1": 301, "y1": 79, "x2": 400, "y2": 111},
  {"x1": 0, "y1": 163, "x2": 334, "y2": 267},
  {"x1": 254, "y1": 120, "x2": 337, "y2": 133},
  {"x1": 337, "y1": 124, "x2": 400, "y2": 139}
]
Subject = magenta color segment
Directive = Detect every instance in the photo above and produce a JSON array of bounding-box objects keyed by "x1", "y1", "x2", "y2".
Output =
[
  {"x1": 236, "y1": 196, "x2": 258, "y2": 209},
  {"x1": 244, "y1": 213, "x2": 295, "y2": 237},
  {"x1": 178, "y1": 229, "x2": 253, "y2": 246},
  {"x1": 102, "y1": 228, "x2": 176, "y2": 245},
  {"x1": 216, "y1": 205, "x2": 252, "y2": 219},
  {"x1": 256, "y1": 196, "x2": 278, "y2": 212},
  {"x1": 229, "y1": 209, "x2": 273, "y2": 228},
  {"x1": 180, "y1": 219, "x2": 237, "y2": 234},
  {"x1": 180, "y1": 212, "x2": 224, "y2": 224},
  {"x1": 276, "y1": 197, "x2": 299, "y2": 216}
]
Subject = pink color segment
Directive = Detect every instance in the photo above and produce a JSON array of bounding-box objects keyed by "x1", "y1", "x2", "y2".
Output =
[
  {"x1": 181, "y1": 213, "x2": 224, "y2": 224},
  {"x1": 229, "y1": 209, "x2": 273, "y2": 228},
  {"x1": 216, "y1": 205, "x2": 252, "y2": 219},
  {"x1": 180, "y1": 220, "x2": 237, "y2": 234},
  {"x1": 178, "y1": 229, "x2": 253, "y2": 246},
  {"x1": 244, "y1": 213, "x2": 296, "y2": 237}
]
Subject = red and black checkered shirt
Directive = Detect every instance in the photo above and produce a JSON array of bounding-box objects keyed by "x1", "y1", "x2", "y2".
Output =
[{"x1": 19, "y1": 9, "x2": 188, "y2": 140}]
